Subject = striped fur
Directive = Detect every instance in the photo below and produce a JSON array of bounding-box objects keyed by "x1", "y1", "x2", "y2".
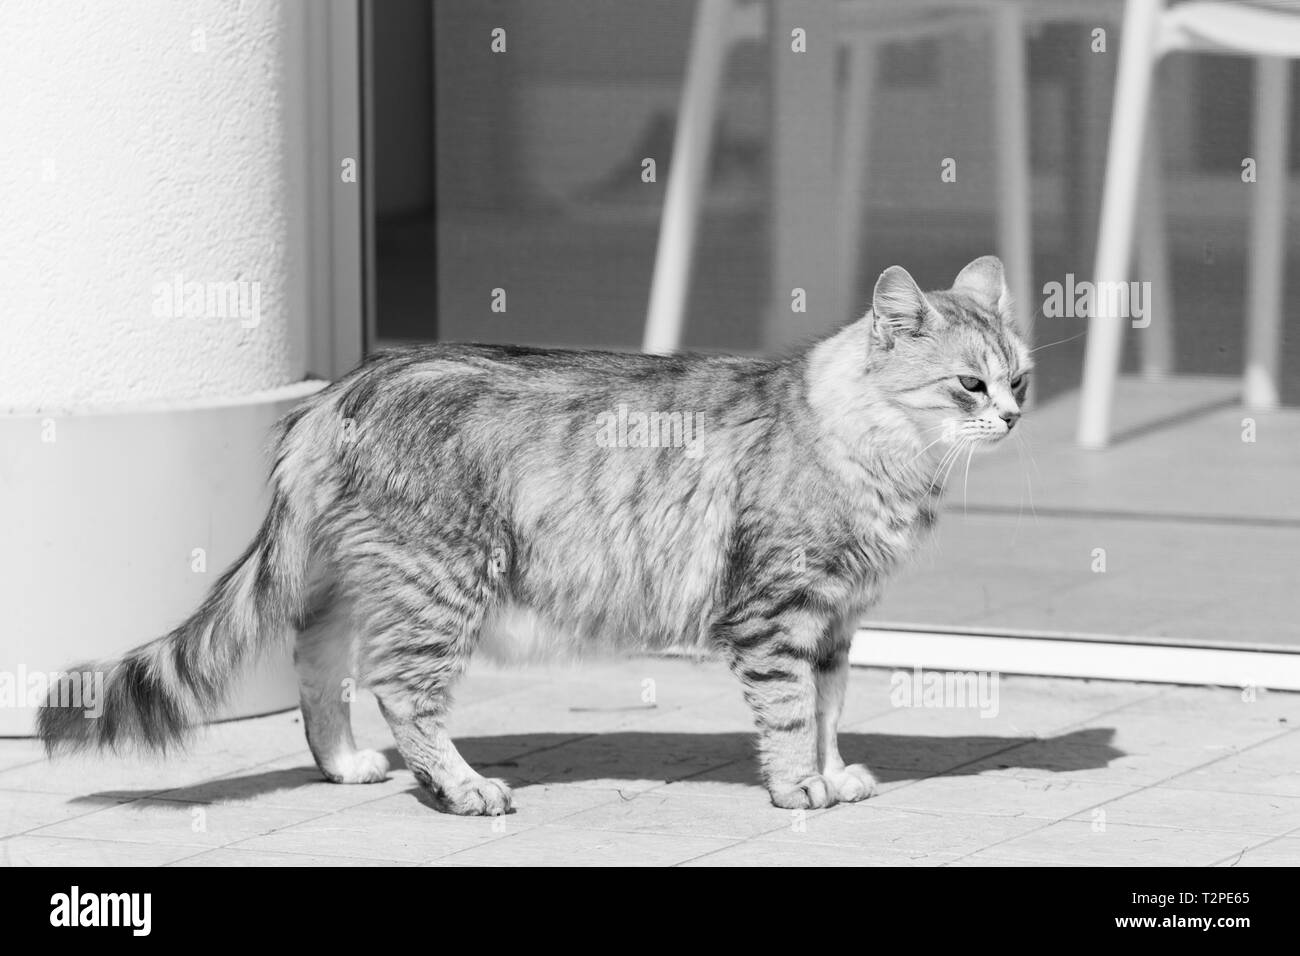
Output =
[{"x1": 38, "y1": 256, "x2": 1029, "y2": 814}]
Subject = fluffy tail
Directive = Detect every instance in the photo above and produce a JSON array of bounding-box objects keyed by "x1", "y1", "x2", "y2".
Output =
[{"x1": 37, "y1": 487, "x2": 312, "y2": 756}]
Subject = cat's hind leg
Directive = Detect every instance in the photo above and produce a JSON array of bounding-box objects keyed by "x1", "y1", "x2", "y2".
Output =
[
  {"x1": 374, "y1": 690, "x2": 511, "y2": 816},
  {"x1": 358, "y1": 555, "x2": 512, "y2": 816},
  {"x1": 294, "y1": 595, "x2": 390, "y2": 784}
]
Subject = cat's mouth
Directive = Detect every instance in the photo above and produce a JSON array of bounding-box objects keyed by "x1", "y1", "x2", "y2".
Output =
[{"x1": 952, "y1": 422, "x2": 1013, "y2": 445}]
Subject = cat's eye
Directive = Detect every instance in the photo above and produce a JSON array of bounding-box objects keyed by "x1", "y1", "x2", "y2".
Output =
[
  {"x1": 1010, "y1": 373, "x2": 1027, "y2": 390},
  {"x1": 958, "y1": 375, "x2": 986, "y2": 393}
]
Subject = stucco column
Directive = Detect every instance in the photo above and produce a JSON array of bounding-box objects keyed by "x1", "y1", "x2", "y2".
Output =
[{"x1": 0, "y1": 1, "x2": 326, "y2": 733}]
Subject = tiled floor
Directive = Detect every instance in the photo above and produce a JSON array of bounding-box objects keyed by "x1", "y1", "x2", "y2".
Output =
[{"x1": 2, "y1": 657, "x2": 1298, "y2": 866}]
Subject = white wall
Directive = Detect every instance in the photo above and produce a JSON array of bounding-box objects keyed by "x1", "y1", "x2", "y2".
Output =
[
  {"x1": 0, "y1": 0, "x2": 331, "y2": 733},
  {"x1": 0, "y1": 0, "x2": 309, "y2": 411}
]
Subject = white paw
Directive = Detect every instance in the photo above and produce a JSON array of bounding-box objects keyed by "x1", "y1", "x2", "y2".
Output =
[
  {"x1": 328, "y1": 749, "x2": 391, "y2": 784},
  {"x1": 769, "y1": 774, "x2": 837, "y2": 810},
  {"x1": 438, "y1": 776, "x2": 513, "y2": 816},
  {"x1": 826, "y1": 763, "x2": 877, "y2": 802}
]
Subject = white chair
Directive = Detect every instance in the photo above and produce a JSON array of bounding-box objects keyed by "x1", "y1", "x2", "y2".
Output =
[
  {"x1": 642, "y1": 0, "x2": 1033, "y2": 354},
  {"x1": 1077, "y1": 0, "x2": 1298, "y2": 448}
]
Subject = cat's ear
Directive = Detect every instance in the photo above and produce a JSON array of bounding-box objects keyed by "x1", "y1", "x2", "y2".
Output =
[
  {"x1": 953, "y1": 255, "x2": 1011, "y2": 315},
  {"x1": 871, "y1": 266, "x2": 933, "y2": 348}
]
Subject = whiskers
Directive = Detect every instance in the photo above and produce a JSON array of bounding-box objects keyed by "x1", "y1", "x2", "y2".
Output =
[
  {"x1": 961, "y1": 440, "x2": 976, "y2": 512},
  {"x1": 1028, "y1": 329, "x2": 1087, "y2": 356},
  {"x1": 1010, "y1": 420, "x2": 1040, "y2": 544},
  {"x1": 908, "y1": 422, "x2": 958, "y2": 467},
  {"x1": 927, "y1": 434, "x2": 971, "y2": 498}
]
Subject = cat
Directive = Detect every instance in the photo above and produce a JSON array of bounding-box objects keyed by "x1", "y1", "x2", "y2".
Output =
[{"x1": 39, "y1": 255, "x2": 1030, "y2": 815}]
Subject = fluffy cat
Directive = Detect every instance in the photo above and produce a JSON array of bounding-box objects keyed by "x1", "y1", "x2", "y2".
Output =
[{"x1": 39, "y1": 255, "x2": 1030, "y2": 815}]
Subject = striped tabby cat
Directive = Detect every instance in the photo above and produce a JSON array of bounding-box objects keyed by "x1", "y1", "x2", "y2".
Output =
[{"x1": 40, "y1": 256, "x2": 1029, "y2": 815}]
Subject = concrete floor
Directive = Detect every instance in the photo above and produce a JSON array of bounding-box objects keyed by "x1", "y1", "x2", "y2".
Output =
[{"x1": 2, "y1": 657, "x2": 1298, "y2": 866}]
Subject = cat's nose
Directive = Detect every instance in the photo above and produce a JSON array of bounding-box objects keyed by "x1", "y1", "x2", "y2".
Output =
[{"x1": 1000, "y1": 409, "x2": 1020, "y2": 430}]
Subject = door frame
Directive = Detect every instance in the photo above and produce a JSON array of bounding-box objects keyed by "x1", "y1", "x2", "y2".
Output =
[{"x1": 305, "y1": 0, "x2": 368, "y2": 379}]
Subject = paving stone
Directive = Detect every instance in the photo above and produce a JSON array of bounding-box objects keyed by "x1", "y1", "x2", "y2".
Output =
[
  {"x1": 169, "y1": 847, "x2": 411, "y2": 867},
  {"x1": 0, "y1": 835, "x2": 202, "y2": 866},
  {"x1": 31, "y1": 797, "x2": 326, "y2": 849},
  {"x1": 231, "y1": 807, "x2": 505, "y2": 863},
  {"x1": 959, "y1": 820, "x2": 1262, "y2": 866},
  {"x1": 1, "y1": 659, "x2": 1294, "y2": 866},
  {"x1": 437, "y1": 824, "x2": 734, "y2": 867},
  {"x1": 1068, "y1": 786, "x2": 1300, "y2": 836}
]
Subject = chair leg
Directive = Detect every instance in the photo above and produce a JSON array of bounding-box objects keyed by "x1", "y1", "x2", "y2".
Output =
[
  {"x1": 1244, "y1": 56, "x2": 1290, "y2": 410},
  {"x1": 642, "y1": 0, "x2": 734, "y2": 354},
  {"x1": 836, "y1": 35, "x2": 877, "y2": 320},
  {"x1": 991, "y1": 2, "x2": 1034, "y2": 343},
  {"x1": 1135, "y1": 106, "x2": 1173, "y2": 378},
  {"x1": 1077, "y1": 0, "x2": 1164, "y2": 449}
]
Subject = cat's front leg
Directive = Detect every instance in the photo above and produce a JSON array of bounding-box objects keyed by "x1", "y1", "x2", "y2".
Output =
[
  {"x1": 721, "y1": 613, "x2": 849, "y2": 809},
  {"x1": 814, "y1": 643, "x2": 877, "y2": 802}
]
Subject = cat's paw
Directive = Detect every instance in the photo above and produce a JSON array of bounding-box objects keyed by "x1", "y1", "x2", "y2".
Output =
[
  {"x1": 825, "y1": 763, "x2": 877, "y2": 802},
  {"x1": 438, "y1": 776, "x2": 514, "y2": 816},
  {"x1": 325, "y1": 749, "x2": 391, "y2": 784},
  {"x1": 769, "y1": 774, "x2": 838, "y2": 810}
]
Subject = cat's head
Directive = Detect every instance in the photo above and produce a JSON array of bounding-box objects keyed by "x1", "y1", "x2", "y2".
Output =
[{"x1": 862, "y1": 256, "x2": 1031, "y2": 449}]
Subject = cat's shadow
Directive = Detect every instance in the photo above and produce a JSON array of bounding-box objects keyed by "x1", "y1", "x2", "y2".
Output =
[{"x1": 69, "y1": 727, "x2": 1123, "y2": 810}]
